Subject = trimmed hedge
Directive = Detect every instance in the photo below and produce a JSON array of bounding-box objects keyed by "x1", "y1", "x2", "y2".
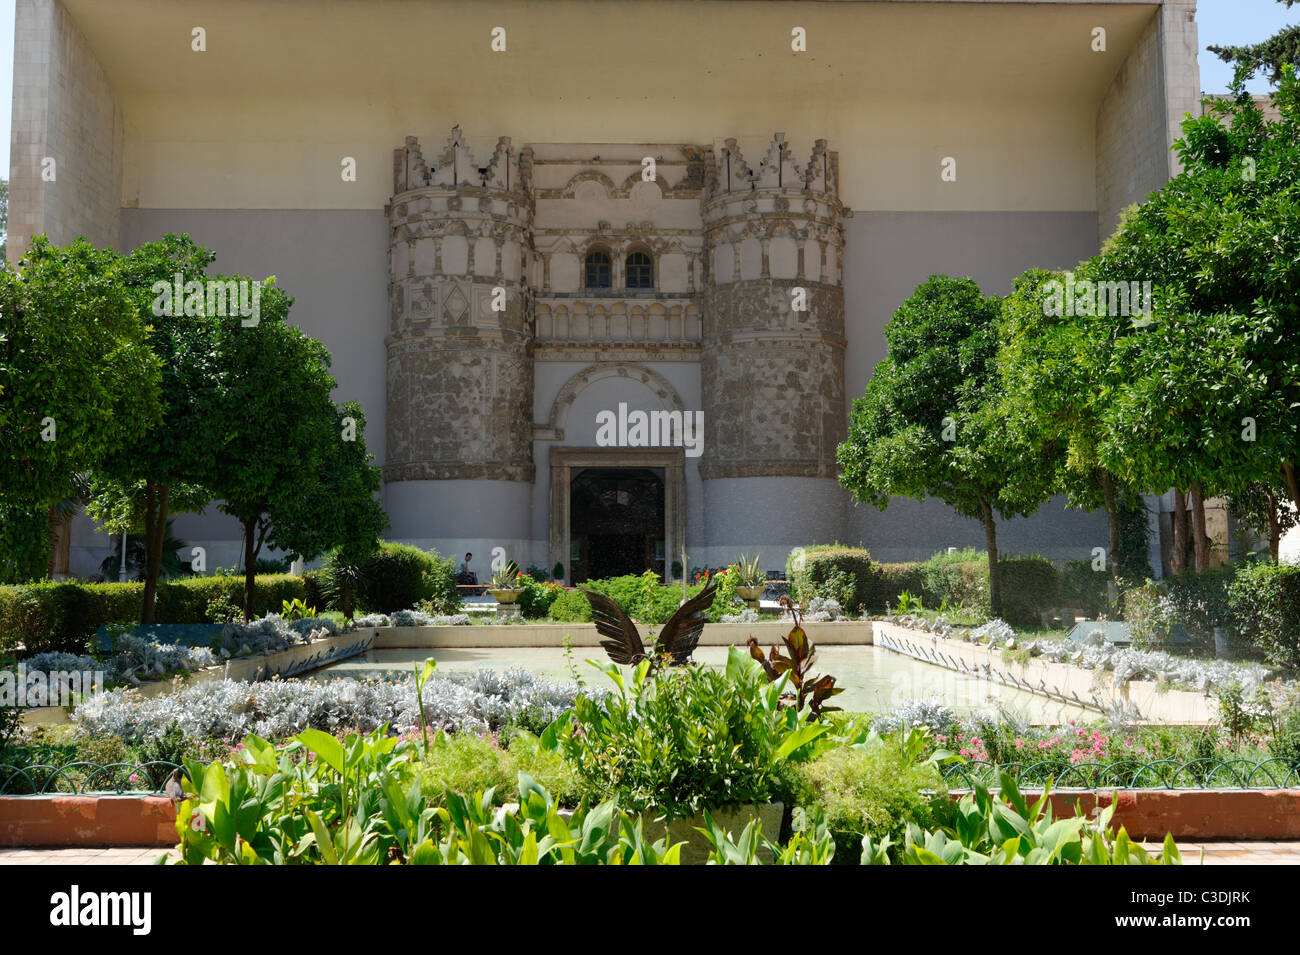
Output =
[
  {"x1": 996, "y1": 556, "x2": 1060, "y2": 628},
  {"x1": 547, "y1": 588, "x2": 593, "y2": 623},
  {"x1": 1163, "y1": 567, "x2": 1235, "y2": 651},
  {"x1": 0, "y1": 574, "x2": 307, "y2": 656},
  {"x1": 917, "y1": 550, "x2": 988, "y2": 613},
  {"x1": 319, "y1": 542, "x2": 459, "y2": 616},
  {"x1": 1227, "y1": 561, "x2": 1300, "y2": 670},
  {"x1": 861, "y1": 562, "x2": 926, "y2": 614},
  {"x1": 302, "y1": 569, "x2": 328, "y2": 612},
  {"x1": 1059, "y1": 560, "x2": 1109, "y2": 617},
  {"x1": 788, "y1": 546, "x2": 874, "y2": 611}
]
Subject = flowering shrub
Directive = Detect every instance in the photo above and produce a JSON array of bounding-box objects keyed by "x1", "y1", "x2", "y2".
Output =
[
  {"x1": 72, "y1": 667, "x2": 583, "y2": 743},
  {"x1": 517, "y1": 574, "x2": 566, "y2": 619}
]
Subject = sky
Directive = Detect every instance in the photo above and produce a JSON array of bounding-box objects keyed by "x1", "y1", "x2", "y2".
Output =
[{"x1": 0, "y1": 0, "x2": 1295, "y2": 180}]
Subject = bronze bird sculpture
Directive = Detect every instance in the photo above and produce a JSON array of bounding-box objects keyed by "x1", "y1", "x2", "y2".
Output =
[{"x1": 581, "y1": 579, "x2": 718, "y2": 668}]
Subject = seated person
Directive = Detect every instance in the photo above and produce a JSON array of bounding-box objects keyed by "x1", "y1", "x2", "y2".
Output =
[{"x1": 457, "y1": 552, "x2": 478, "y2": 585}]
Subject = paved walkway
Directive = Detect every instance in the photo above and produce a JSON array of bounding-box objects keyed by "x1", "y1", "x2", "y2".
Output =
[{"x1": 0, "y1": 842, "x2": 1296, "y2": 865}]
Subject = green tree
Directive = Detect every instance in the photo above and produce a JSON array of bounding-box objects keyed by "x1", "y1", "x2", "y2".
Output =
[
  {"x1": 837, "y1": 276, "x2": 1057, "y2": 617},
  {"x1": 0, "y1": 237, "x2": 161, "y2": 582},
  {"x1": 91, "y1": 234, "x2": 219, "y2": 622},
  {"x1": 1098, "y1": 70, "x2": 1300, "y2": 543},
  {"x1": 1208, "y1": 0, "x2": 1300, "y2": 84},
  {"x1": 998, "y1": 264, "x2": 1141, "y2": 580},
  {"x1": 202, "y1": 288, "x2": 387, "y2": 619},
  {"x1": 1227, "y1": 479, "x2": 1299, "y2": 561}
]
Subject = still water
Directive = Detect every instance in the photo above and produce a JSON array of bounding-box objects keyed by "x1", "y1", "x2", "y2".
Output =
[{"x1": 312, "y1": 644, "x2": 1093, "y2": 724}]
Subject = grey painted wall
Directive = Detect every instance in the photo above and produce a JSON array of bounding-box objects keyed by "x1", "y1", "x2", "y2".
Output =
[
  {"x1": 80, "y1": 205, "x2": 1110, "y2": 579},
  {"x1": 841, "y1": 210, "x2": 1102, "y2": 406},
  {"x1": 838, "y1": 209, "x2": 1109, "y2": 563}
]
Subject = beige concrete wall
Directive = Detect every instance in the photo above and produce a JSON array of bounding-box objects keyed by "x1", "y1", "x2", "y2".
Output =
[
  {"x1": 1095, "y1": 0, "x2": 1200, "y2": 244},
  {"x1": 43, "y1": 0, "x2": 1167, "y2": 216},
  {"x1": 8, "y1": 0, "x2": 124, "y2": 263}
]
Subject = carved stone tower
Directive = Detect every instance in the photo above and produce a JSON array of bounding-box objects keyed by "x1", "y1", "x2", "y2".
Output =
[
  {"x1": 385, "y1": 129, "x2": 536, "y2": 546},
  {"x1": 699, "y1": 134, "x2": 848, "y2": 545}
]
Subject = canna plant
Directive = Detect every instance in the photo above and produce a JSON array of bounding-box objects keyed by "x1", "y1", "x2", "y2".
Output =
[
  {"x1": 746, "y1": 597, "x2": 844, "y2": 719},
  {"x1": 861, "y1": 770, "x2": 1182, "y2": 865}
]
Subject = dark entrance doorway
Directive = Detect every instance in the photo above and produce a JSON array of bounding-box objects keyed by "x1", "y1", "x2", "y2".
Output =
[{"x1": 569, "y1": 467, "x2": 665, "y2": 582}]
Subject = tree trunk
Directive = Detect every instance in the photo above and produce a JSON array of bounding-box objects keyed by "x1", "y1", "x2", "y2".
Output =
[
  {"x1": 1100, "y1": 469, "x2": 1121, "y2": 582},
  {"x1": 1170, "y1": 488, "x2": 1190, "y2": 576},
  {"x1": 242, "y1": 518, "x2": 258, "y2": 622},
  {"x1": 1284, "y1": 462, "x2": 1300, "y2": 516},
  {"x1": 46, "y1": 507, "x2": 71, "y2": 578},
  {"x1": 1190, "y1": 481, "x2": 1210, "y2": 572},
  {"x1": 1268, "y1": 492, "x2": 1282, "y2": 562},
  {"x1": 140, "y1": 482, "x2": 170, "y2": 625},
  {"x1": 980, "y1": 500, "x2": 1001, "y2": 619}
]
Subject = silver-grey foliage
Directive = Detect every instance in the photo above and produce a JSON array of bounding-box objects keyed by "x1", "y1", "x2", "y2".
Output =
[{"x1": 72, "y1": 667, "x2": 584, "y2": 743}]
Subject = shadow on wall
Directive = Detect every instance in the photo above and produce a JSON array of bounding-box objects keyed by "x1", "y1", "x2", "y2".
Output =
[{"x1": 854, "y1": 494, "x2": 1110, "y2": 565}]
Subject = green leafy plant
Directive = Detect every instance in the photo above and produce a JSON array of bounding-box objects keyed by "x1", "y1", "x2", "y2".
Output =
[
  {"x1": 731, "y1": 554, "x2": 765, "y2": 588},
  {"x1": 489, "y1": 560, "x2": 522, "y2": 591},
  {"x1": 894, "y1": 590, "x2": 923, "y2": 614},
  {"x1": 542, "y1": 648, "x2": 828, "y2": 821},
  {"x1": 413, "y1": 657, "x2": 437, "y2": 753},
  {"x1": 869, "y1": 770, "x2": 1181, "y2": 865},
  {"x1": 280, "y1": 597, "x2": 318, "y2": 622},
  {"x1": 695, "y1": 805, "x2": 837, "y2": 865},
  {"x1": 746, "y1": 598, "x2": 843, "y2": 719},
  {"x1": 794, "y1": 726, "x2": 947, "y2": 859}
]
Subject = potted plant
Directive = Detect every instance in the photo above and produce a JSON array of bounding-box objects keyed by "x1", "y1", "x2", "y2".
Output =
[
  {"x1": 732, "y1": 554, "x2": 766, "y2": 607},
  {"x1": 488, "y1": 561, "x2": 525, "y2": 605}
]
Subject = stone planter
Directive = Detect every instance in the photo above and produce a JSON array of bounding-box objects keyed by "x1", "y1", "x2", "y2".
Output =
[
  {"x1": 642, "y1": 802, "x2": 784, "y2": 864},
  {"x1": 488, "y1": 588, "x2": 524, "y2": 605},
  {"x1": 734, "y1": 584, "x2": 766, "y2": 610}
]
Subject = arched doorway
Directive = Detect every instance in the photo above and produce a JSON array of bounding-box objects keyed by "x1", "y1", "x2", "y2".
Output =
[
  {"x1": 569, "y1": 467, "x2": 665, "y2": 581},
  {"x1": 549, "y1": 448, "x2": 685, "y2": 584}
]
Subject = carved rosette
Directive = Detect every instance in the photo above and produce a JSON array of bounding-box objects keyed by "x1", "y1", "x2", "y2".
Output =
[
  {"x1": 385, "y1": 130, "x2": 536, "y2": 483},
  {"x1": 699, "y1": 135, "x2": 847, "y2": 480}
]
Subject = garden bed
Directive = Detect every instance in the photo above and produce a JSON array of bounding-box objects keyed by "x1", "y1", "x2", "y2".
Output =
[
  {"x1": 20, "y1": 628, "x2": 378, "y2": 726},
  {"x1": 873, "y1": 620, "x2": 1214, "y2": 723},
  {"x1": 6, "y1": 787, "x2": 1299, "y2": 848}
]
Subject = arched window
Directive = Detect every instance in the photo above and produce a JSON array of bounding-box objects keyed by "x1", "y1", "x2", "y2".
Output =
[
  {"x1": 584, "y1": 249, "x2": 612, "y2": 289},
  {"x1": 626, "y1": 251, "x2": 654, "y2": 290}
]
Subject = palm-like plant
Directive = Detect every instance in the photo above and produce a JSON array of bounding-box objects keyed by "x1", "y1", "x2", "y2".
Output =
[{"x1": 98, "y1": 519, "x2": 191, "y2": 581}]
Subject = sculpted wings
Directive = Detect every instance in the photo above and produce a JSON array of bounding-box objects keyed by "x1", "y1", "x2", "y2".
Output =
[
  {"x1": 652, "y1": 579, "x2": 717, "y2": 666},
  {"x1": 581, "y1": 588, "x2": 647, "y2": 665}
]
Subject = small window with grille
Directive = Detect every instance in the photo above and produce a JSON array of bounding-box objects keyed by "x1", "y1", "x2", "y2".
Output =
[
  {"x1": 626, "y1": 251, "x2": 653, "y2": 290},
  {"x1": 585, "y1": 250, "x2": 612, "y2": 289}
]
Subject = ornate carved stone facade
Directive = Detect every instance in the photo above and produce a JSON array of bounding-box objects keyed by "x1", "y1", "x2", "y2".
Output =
[
  {"x1": 700, "y1": 136, "x2": 847, "y2": 480},
  {"x1": 386, "y1": 129, "x2": 847, "y2": 572},
  {"x1": 386, "y1": 130, "x2": 536, "y2": 482}
]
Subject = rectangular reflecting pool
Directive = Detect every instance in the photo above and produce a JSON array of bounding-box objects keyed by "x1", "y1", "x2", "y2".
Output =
[{"x1": 310, "y1": 645, "x2": 1094, "y2": 724}]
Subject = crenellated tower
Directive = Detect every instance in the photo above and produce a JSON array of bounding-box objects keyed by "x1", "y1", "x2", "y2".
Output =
[
  {"x1": 385, "y1": 129, "x2": 536, "y2": 548},
  {"x1": 698, "y1": 134, "x2": 848, "y2": 545}
]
